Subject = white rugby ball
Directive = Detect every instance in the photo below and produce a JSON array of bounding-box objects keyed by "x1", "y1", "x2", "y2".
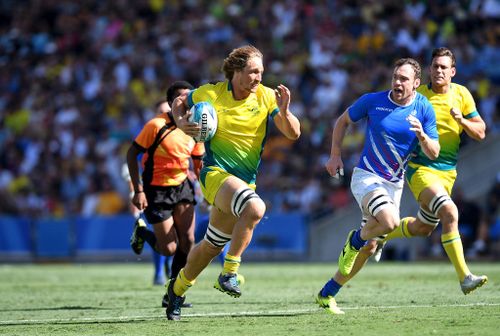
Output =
[{"x1": 189, "y1": 102, "x2": 217, "y2": 142}]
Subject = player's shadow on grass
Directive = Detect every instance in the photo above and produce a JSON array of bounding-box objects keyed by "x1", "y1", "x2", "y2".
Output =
[
  {"x1": 190, "y1": 299, "x2": 313, "y2": 306},
  {"x1": 1, "y1": 319, "x2": 156, "y2": 326},
  {"x1": 0, "y1": 305, "x2": 116, "y2": 312}
]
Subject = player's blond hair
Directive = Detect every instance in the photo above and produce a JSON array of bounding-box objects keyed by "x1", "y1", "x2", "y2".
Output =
[
  {"x1": 431, "y1": 47, "x2": 456, "y2": 68},
  {"x1": 394, "y1": 58, "x2": 421, "y2": 80},
  {"x1": 222, "y1": 45, "x2": 263, "y2": 80}
]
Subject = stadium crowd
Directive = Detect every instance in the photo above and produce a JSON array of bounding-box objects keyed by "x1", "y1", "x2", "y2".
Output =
[{"x1": 0, "y1": 1, "x2": 499, "y2": 252}]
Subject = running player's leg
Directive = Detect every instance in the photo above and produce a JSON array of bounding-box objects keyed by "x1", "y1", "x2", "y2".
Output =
[
  {"x1": 360, "y1": 176, "x2": 403, "y2": 241},
  {"x1": 166, "y1": 206, "x2": 230, "y2": 319},
  {"x1": 338, "y1": 169, "x2": 402, "y2": 276},
  {"x1": 152, "y1": 217, "x2": 178, "y2": 256},
  {"x1": 317, "y1": 241, "x2": 376, "y2": 314},
  {"x1": 160, "y1": 200, "x2": 204, "y2": 309},
  {"x1": 172, "y1": 172, "x2": 262, "y2": 298},
  {"x1": 171, "y1": 201, "x2": 196, "y2": 280},
  {"x1": 338, "y1": 201, "x2": 399, "y2": 276},
  {"x1": 419, "y1": 186, "x2": 487, "y2": 293},
  {"x1": 385, "y1": 164, "x2": 471, "y2": 283},
  {"x1": 360, "y1": 199, "x2": 400, "y2": 240},
  {"x1": 381, "y1": 166, "x2": 441, "y2": 255},
  {"x1": 212, "y1": 176, "x2": 265, "y2": 296},
  {"x1": 136, "y1": 188, "x2": 178, "y2": 256},
  {"x1": 324, "y1": 194, "x2": 402, "y2": 311},
  {"x1": 383, "y1": 170, "x2": 487, "y2": 293},
  {"x1": 170, "y1": 179, "x2": 197, "y2": 279},
  {"x1": 172, "y1": 204, "x2": 236, "y2": 293}
]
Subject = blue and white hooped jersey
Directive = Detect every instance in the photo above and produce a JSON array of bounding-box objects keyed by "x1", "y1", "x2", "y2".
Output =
[{"x1": 348, "y1": 90, "x2": 438, "y2": 183}]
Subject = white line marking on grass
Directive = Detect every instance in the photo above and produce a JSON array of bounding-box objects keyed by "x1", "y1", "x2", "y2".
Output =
[{"x1": 1, "y1": 302, "x2": 498, "y2": 325}]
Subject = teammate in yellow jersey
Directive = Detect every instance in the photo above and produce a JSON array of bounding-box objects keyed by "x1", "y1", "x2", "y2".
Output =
[
  {"x1": 323, "y1": 48, "x2": 487, "y2": 309},
  {"x1": 164, "y1": 45, "x2": 301, "y2": 321}
]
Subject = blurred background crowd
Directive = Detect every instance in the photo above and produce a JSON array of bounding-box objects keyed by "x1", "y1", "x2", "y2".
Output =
[{"x1": 0, "y1": 0, "x2": 499, "y2": 257}]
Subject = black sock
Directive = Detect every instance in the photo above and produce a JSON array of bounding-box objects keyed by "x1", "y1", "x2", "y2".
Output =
[{"x1": 170, "y1": 250, "x2": 188, "y2": 279}]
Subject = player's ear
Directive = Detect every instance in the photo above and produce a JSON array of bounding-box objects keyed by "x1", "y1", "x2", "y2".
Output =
[
  {"x1": 414, "y1": 78, "x2": 421, "y2": 90},
  {"x1": 450, "y1": 66, "x2": 456, "y2": 78}
]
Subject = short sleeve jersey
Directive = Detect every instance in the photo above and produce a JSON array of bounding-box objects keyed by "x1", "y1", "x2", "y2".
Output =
[
  {"x1": 134, "y1": 113, "x2": 205, "y2": 187},
  {"x1": 348, "y1": 90, "x2": 438, "y2": 183},
  {"x1": 413, "y1": 83, "x2": 479, "y2": 170},
  {"x1": 187, "y1": 81, "x2": 279, "y2": 184}
]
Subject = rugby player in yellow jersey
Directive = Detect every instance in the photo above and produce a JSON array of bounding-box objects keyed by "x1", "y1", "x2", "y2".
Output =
[
  {"x1": 376, "y1": 47, "x2": 487, "y2": 294},
  {"x1": 320, "y1": 48, "x2": 487, "y2": 313},
  {"x1": 164, "y1": 45, "x2": 301, "y2": 320}
]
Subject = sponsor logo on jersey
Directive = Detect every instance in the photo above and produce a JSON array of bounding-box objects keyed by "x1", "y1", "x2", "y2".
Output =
[{"x1": 375, "y1": 107, "x2": 393, "y2": 112}]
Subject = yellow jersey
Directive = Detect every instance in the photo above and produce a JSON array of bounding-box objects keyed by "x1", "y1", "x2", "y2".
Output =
[
  {"x1": 412, "y1": 83, "x2": 479, "y2": 170},
  {"x1": 188, "y1": 81, "x2": 279, "y2": 184}
]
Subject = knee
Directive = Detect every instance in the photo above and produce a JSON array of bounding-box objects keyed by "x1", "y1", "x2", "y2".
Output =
[
  {"x1": 438, "y1": 203, "x2": 458, "y2": 228},
  {"x1": 241, "y1": 198, "x2": 266, "y2": 224},
  {"x1": 231, "y1": 187, "x2": 265, "y2": 220},
  {"x1": 382, "y1": 215, "x2": 400, "y2": 233}
]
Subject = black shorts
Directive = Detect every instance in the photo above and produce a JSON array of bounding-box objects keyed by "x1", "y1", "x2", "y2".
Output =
[{"x1": 144, "y1": 179, "x2": 196, "y2": 224}]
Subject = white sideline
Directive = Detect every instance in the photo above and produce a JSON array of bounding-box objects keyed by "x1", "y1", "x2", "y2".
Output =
[{"x1": 1, "y1": 302, "x2": 498, "y2": 325}]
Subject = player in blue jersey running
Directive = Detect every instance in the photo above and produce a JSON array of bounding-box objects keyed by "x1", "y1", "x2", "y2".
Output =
[{"x1": 316, "y1": 58, "x2": 440, "y2": 314}]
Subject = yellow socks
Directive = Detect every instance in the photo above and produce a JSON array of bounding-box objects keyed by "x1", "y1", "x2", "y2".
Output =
[
  {"x1": 173, "y1": 268, "x2": 195, "y2": 297},
  {"x1": 172, "y1": 254, "x2": 242, "y2": 297},
  {"x1": 441, "y1": 231, "x2": 470, "y2": 282},
  {"x1": 222, "y1": 253, "x2": 241, "y2": 274},
  {"x1": 384, "y1": 217, "x2": 414, "y2": 242}
]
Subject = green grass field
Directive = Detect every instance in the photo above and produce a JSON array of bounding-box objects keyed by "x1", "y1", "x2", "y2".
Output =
[{"x1": 0, "y1": 261, "x2": 498, "y2": 335}]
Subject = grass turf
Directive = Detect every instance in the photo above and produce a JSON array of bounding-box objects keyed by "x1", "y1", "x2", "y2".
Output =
[{"x1": 0, "y1": 261, "x2": 498, "y2": 335}]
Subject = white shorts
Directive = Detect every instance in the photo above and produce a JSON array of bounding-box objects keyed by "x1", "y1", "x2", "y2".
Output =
[{"x1": 350, "y1": 167, "x2": 404, "y2": 219}]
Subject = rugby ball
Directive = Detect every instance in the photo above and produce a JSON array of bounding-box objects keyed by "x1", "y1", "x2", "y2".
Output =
[{"x1": 189, "y1": 102, "x2": 217, "y2": 142}]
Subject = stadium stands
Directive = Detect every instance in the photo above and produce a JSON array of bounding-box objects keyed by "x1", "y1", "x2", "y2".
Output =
[{"x1": 0, "y1": 1, "x2": 498, "y2": 260}]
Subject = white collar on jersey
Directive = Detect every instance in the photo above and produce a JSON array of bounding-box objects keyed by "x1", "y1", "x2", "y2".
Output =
[{"x1": 387, "y1": 90, "x2": 416, "y2": 107}]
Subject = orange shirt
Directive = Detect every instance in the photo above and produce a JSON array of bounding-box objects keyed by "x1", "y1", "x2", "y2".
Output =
[{"x1": 134, "y1": 113, "x2": 205, "y2": 187}]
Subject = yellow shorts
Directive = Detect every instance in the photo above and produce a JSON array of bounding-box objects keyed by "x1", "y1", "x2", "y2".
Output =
[
  {"x1": 406, "y1": 163, "x2": 457, "y2": 201},
  {"x1": 199, "y1": 166, "x2": 256, "y2": 205}
]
